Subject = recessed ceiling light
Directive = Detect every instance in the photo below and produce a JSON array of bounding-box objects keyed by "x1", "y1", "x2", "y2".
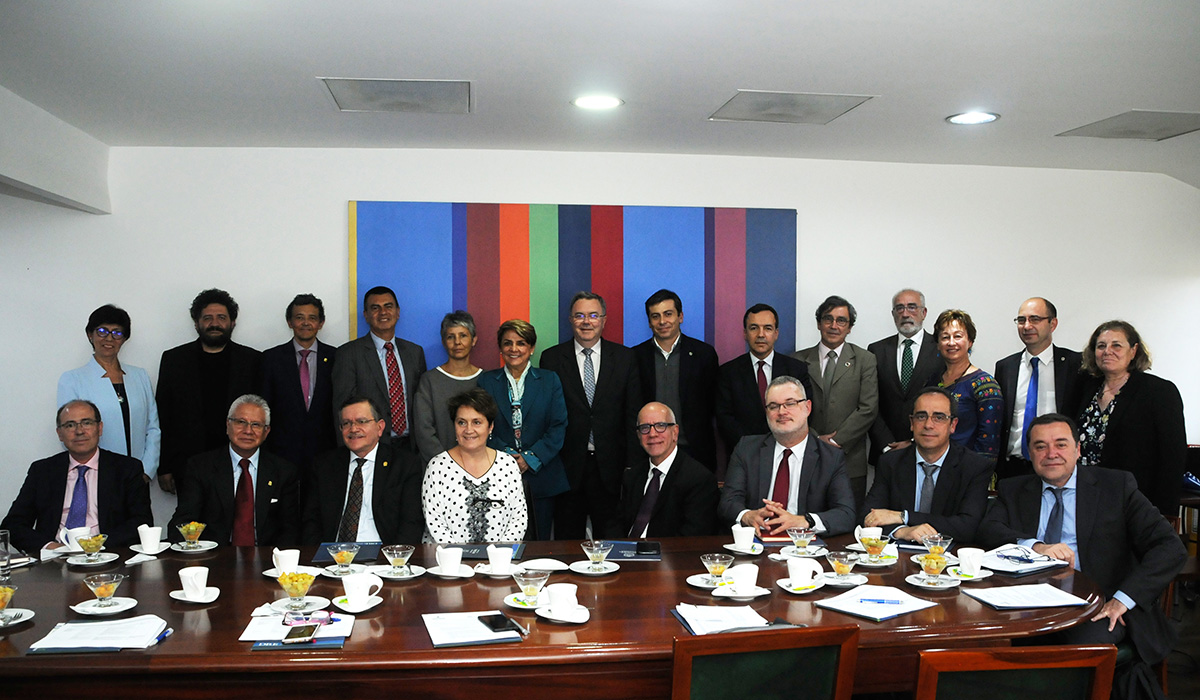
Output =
[
  {"x1": 946, "y1": 111, "x2": 1000, "y2": 125},
  {"x1": 573, "y1": 95, "x2": 623, "y2": 110}
]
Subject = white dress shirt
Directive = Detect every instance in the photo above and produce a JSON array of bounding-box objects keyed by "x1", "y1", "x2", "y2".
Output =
[
  {"x1": 1005, "y1": 347, "x2": 1058, "y2": 458},
  {"x1": 633, "y1": 446, "x2": 679, "y2": 538}
]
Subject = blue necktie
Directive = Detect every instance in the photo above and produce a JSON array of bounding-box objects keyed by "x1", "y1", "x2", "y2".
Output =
[
  {"x1": 1021, "y1": 357, "x2": 1040, "y2": 459},
  {"x1": 65, "y1": 465, "x2": 89, "y2": 529},
  {"x1": 1043, "y1": 487, "x2": 1064, "y2": 544}
]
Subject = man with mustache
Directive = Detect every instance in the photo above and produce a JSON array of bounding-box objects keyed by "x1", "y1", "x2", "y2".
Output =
[
  {"x1": 868, "y1": 289, "x2": 940, "y2": 467},
  {"x1": 156, "y1": 288, "x2": 262, "y2": 497}
]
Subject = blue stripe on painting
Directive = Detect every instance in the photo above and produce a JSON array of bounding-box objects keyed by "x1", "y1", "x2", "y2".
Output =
[
  {"x1": 745, "y1": 208, "x2": 798, "y2": 354},
  {"x1": 703, "y1": 208, "x2": 716, "y2": 343},
  {"x1": 622, "y1": 206, "x2": 707, "y2": 345},
  {"x1": 354, "y1": 201, "x2": 454, "y2": 364},
  {"x1": 556, "y1": 205, "x2": 592, "y2": 345},
  {"x1": 452, "y1": 202, "x2": 468, "y2": 310}
]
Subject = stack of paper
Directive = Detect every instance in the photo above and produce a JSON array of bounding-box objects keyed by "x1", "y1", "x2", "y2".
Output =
[
  {"x1": 673, "y1": 603, "x2": 769, "y2": 635},
  {"x1": 239, "y1": 614, "x2": 355, "y2": 641},
  {"x1": 962, "y1": 583, "x2": 1088, "y2": 609},
  {"x1": 815, "y1": 585, "x2": 937, "y2": 622},
  {"x1": 29, "y1": 614, "x2": 168, "y2": 652},
  {"x1": 422, "y1": 610, "x2": 522, "y2": 647},
  {"x1": 982, "y1": 545, "x2": 1070, "y2": 576}
]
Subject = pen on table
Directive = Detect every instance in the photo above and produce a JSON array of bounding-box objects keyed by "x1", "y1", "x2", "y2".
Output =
[
  {"x1": 857, "y1": 599, "x2": 902, "y2": 605},
  {"x1": 154, "y1": 627, "x2": 174, "y2": 645},
  {"x1": 512, "y1": 619, "x2": 530, "y2": 637}
]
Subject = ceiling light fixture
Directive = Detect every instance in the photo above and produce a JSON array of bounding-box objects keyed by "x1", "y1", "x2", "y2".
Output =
[
  {"x1": 946, "y1": 111, "x2": 1000, "y2": 125},
  {"x1": 573, "y1": 95, "x2": 623, "y2": 110}
]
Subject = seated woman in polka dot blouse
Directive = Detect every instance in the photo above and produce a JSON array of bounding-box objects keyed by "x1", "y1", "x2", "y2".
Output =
[{"x1": 422, "y1": 388, "x2": 528, "y2": 543}]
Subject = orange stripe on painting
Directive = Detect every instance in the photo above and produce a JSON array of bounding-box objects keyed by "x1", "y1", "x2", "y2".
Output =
[{"x1": 498, "y1": 203, "x2": 531, "y2": 323}]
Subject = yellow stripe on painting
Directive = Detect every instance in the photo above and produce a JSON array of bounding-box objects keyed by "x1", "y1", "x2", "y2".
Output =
[{"x1": 348, "y1": 201, "x2": 358, "y2": 341}]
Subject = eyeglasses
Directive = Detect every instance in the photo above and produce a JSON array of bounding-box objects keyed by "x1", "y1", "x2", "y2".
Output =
[
  {"x1": 820, "y1": 314, "x2": 850, "y2": 328},
  {"x1": 340, "y1": 417, "x2": 378, "y2": 429},
  {"x1": 571, "y1": 312, "x2": 605, "y2": 322},
  {"x1": 911, "y1": 411, "x2": 952, "y2": 424},
  {"x1": 994, "y1": 546, "x2": 1052, "y2": 564},
  {"x1": 893, "y1": 304, "x2": 922, "y2": 314},
  {"x1": 229, "y1": 418, "x2": 267, "y2": 432},
  {"x1": 58, "y1": 419, "x2": 99, "y2": 431},
  {"x1": 283, "y1": 611, "x2": 333, "y2": 626},
  {"x1": 1013, "y1": 315, "x2": 1050, "y2": 325},
  {"x1": 635, "y1": 422, "x2": 676, "y2": 435},
  {"x1": 93, "y1": 327, "x2": 127, "y2": 339},
  {"x1": 765, "y1": 399, "x2": 807, "y2": 413}
]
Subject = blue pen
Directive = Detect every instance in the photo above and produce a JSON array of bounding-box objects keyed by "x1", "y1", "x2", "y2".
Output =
[
  {"x1": 858, "y1": 598, "x2": 902, "y2": 605},
  {"x1": 154, "y1": 627, "x2": 174, "y2": 645}
]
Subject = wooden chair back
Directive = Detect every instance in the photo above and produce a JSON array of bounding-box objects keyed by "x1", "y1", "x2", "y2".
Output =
[{"x1": 914, "y1": 644, "x2": 1117, "y2": 700}]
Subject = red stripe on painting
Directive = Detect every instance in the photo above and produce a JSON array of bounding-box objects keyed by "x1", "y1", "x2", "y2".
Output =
[
  {"x1": 467, "y1": 203, "x2": 502, "y2": 370},
  {"x1": 712, "y1": 208, "x2": 747, "y2": 362},
  {"x1": 590, "y1": 206, "x2": 624, "y2": 344},
  {"x1": 498, "y1": 204, "x2": 531, "y2": 324}
]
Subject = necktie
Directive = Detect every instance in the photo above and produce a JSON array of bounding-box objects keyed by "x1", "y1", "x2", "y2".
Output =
[
  {"x1": 900, "y1": 339, "x2": 914, "y2": 391},
  {"x1": 771, "y1": 448, "x2": 792, "y2": 507},
  {"x1": 298, "y1": 348, "x2": 313, "y2": 410},
  {"x1": 756, "y1": 360, "x2": 768, "y2": 405},
  {"x1": 918, "y1": 462, "x2": 938, "y2": 513},
  {"x1": 822, "y1": 350, "x2": 837, "y2": 392},
  {"x1": 337, "y1": 458, "x2": 366, "y2": 542},
  {"x1": 232, "y1": 458, "x2": 255, "y2": 546},
  {"x1": 64, "y1": 465, "x2": 89, "y2": 529},
  {"x1": 628, "y1": 468, "x2": 662, "y2": 537},
  {"x1": 1044, "y1": 487, "x2": 1064, "y2": 544},
  {"x1": 383, "y1": 342, "x2": 407, "y2": 436},
  {"x1": 1021, "y1": 357, "x2": 1040, "y2": 459},
  {"x1": 582, "y1": 347, "x2": 596, "y2": 405}
]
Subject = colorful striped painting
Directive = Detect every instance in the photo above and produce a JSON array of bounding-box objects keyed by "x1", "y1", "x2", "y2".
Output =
[{"x1": 350, "y1": 202, "x2": 797, "y2": 369}]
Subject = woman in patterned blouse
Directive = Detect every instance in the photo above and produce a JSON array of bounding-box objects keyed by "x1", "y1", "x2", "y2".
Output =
[
  {"x1": 928, "y1": 309, "x2": 1003, "y2": 461},
  {"x1": 421, "y1": 388, "x2": 527, "y2": 543}
]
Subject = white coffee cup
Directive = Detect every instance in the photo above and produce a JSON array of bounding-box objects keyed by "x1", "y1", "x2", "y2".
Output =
[
  {"x1": 957, "y1": 547, "x2": 985, "y2": 576},
  {"x1": 545, "y1": 583, "x2": 578, "y2": 616},
  {"x1": 486, "y1": 544, "x2": 513, "y2": 575},
  {"x1": 272, "y1": 548, "x2": 300, "y2": 573},
  {"x1": 137, "y1": 524, "x2": 163, "y2": 551},
  {"x1": 179, "y1": 566, "x2": 209, "y2": 600},
  {"x1": 855, "y1": 525, "x2": 882, "y2": 548},
  {"x1": 727, "y1": 563, "x2": 759, "y2": 594},
  {"x1": 341, "y1": 572, "x2": 384, "y2": 607},
  {"x1": 435, "y1": 545, "x2": 463, "y2": 574},
  {"x1": 787, "y1": 557, "x2": 822, "y2": 584},
  {"x1": 731, "y1": 524, "x2": 755, "y2": 549},
  {"x1": 65, "y1": 526, "x2": 91, "y2": 551}
]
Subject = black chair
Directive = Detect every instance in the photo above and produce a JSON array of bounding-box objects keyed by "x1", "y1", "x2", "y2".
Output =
[{"x1": 914, "y1": 644, "x2": 1117, "y2": 700}]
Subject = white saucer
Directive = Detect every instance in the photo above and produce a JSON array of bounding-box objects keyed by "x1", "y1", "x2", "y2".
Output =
[
  {"x1": 269, "y1": 595, "x2": 331, "y2": 613},
  {"x1": 536, "y1": 604, "x2": 590, "y2": 624},
  {"x1": 822, "y1": 572, "x2": 868, "y2": 587},
  {"x1": 321, "y1": 563, "x2": 368, "y2": 578},
  {"x1": 169, "y1": 587, "x2": 220, "y2": 604},
  {"x1": 262, "y1": 565, "x2": 324, "y2": 579},
  {"x1": 685, "y1": 574, "x2": 725, "y2": 589},
  {"x1": 780, "y1": 545, "x2": 828, "y2": 559},
  {"x1": 66, "y1": 552, "x2": 120, "y2": 566},
  {"x1": 905, "y1": 573, "x2": 961, "y2": 590},
  {"x1": 370, "y1": 564, "x2": 426, "y2": 581},
  {"x1": 910, "y1": 553, "x2": 960, "y2": 566},
  {"x1": 332, "y1": 595, "x2": 383, "y2": 613},
  {"x1": 947, "y1": 567, "x2": 992, "y2": 582},
  {"x1": 855, "y1": 555, "x2": 900, "y2": 568},
  {"x1": 0, "y1": 609, "x2": 35, "y2": 627},
  {"x1": 519, "y1": 558, "x2": 569, "y2": 571},
  {"x1": 71, "y1": 596, "x2": 137, "y2": 615},
  {"x1": 503, "y1": 592, "x2": 546, "y2": 610},
  {"x1": 474, "y1": 563, "x2": 520, "y2": 578},
  {"x1": 427, "y1": 564, "x2": 476, "y2": 579},
  {"x1": 712, "y1": 585, "x2": 771, "y2": 601},
  {"x1": 723, "y1": 543, "x2": 764, "y2": 556},
  {"x1": 171, "y1": 540, "x2": 219, "y2": 553},
  {"x1": 130, "y1": 542, "x2": 171, "y2": 555},
  {"x1": 568, "y1": 560, "x2": 620, "y2": 576},
  {"x1": 776, "y1": 577, "x2": 826, "y2": 595}
]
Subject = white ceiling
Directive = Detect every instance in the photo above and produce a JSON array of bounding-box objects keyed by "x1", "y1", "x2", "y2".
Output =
[{"x1": 3, "y1": 1, "x2": 1199, "y2": 188}]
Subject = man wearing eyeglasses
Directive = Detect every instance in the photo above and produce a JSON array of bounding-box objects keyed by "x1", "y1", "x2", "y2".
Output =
[
  {"x1": 609, "y1": 403, "x2": 718, "y2": 538},
  {"x1": 539, "y1": 292, "x2": 642, "y2": 539},
  {"x1": 980, "y1": 414, "x2": 1185, "y2": 681},
  {"x1": 993, "y1": 298, "x2": 1082, "y2": 480},
  {"x1": 2, "y1": 400, "x2": 152, "y2": 554},
  {"x1": 167, "y1": 395, "x2": 300, "y2": 547},
  {"x1": 862, "y1": 387, "x2": 991, "y2": 542},
  {"x1": 718, "y1": 376, "x2": 856, "y2": 535},
  {"x1": 867, "y1": 289, "x2": 941, "y2": 467},
  {"x1": 794, "y1": 295, "x2": 878, "y2": 508}
]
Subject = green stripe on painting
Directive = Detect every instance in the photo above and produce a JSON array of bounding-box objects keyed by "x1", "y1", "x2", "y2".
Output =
[{"x1": 529, "y1": 203, "x2": 559, "y2": 365}]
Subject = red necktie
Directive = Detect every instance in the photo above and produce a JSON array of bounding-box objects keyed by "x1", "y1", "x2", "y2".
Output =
[
  {"x1": 756, "y1": 360, "x2": 768, "y2": 405},
  {"x1": 383, "y1": 342, "x2": 407, "y2": 435},
  {"x1": 299, "y1": 348, "x2": 313, "y2": 410},
  {"x1": 771, "y1": 448, "x2": 792, "y2": 506},
  {"x1": 232, "y1": 458, "x2": 255, "y2": 546}
]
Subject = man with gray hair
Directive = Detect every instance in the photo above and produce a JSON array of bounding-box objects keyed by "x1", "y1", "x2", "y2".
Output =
[
  {"x1": 168, "y1": 394, "x2": 300, "y2": 547},
  {"x1": 868, "y1": 289, "x2": 940, "y2": 467}
]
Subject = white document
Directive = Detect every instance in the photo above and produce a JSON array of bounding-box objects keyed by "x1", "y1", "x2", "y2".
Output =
[
  {"x1": 962, "y1": 583, "x2": 1088, "y2": 609},
  {"x1": 982, "y1": 544, "x2": 1070, "y2": 575},
  {"x1": 422, "y1": 610, "x2": 521, "y2": 647},
  {"x1": 239, "y1": 614, "x2": 355, "y2": 641},
  {"x1": 30, "y1": 614, "x2": 167, "y2": 650},
  {"x1": 815, "y1": 585, "x2": 937, "y2": 622},
  {"x1": 674, "y1": 603, "x2": 769, "y2": 635}
]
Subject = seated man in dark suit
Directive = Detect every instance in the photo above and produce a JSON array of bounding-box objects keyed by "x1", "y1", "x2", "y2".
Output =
[
  {"x1": 863, "y1": 387, "x2": 991, "y2": 543},
  {"x1": 302, "y1": 396, "x2": 424, "y2": 545},
  {"x1": 979, "y1": 413, "x2": 1185, "y2": 680},
  {"x1": 609, "y1": 402, "x2": 718, "y2": 538},
  {"x1": 168, "y1": 395, "x2": 300, "y2": 547},
  {"x1": 716, "y1": 303, "x2": 812, "y2": 456},
  {"x1": 718, "y1": 376, "x2": 856, "y2": 536},
  {"x1": 2, "y1": 400, "x2": 152, "y2": 553}
]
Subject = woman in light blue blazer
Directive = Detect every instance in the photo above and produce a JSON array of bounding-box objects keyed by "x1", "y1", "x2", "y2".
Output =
[
  {"x1": 57, "y1": 305, "x2": 160, "y2": 480},
  {"x1": 478, "y1": 319, "x2": 568, "y2": 540}
]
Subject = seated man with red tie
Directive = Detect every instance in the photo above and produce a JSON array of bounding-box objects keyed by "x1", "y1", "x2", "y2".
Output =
[
  {"x1": 3, "y1": 400, "x2": 152, "y2": 553},
  {"x1": 168, "y1": 395, "x2": 300, "y2": 547},
  {"x1": 608, "y1": 402, "x2": 718, "y2": 538}
]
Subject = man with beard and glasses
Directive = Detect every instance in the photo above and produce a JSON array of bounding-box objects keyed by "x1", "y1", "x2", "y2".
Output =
[
  {"x1": 156, "y1": 289, "x2": 262, "y2": 497},
  {"x1": 868, "y1": 289, "x2": 940, "y2": 467}
]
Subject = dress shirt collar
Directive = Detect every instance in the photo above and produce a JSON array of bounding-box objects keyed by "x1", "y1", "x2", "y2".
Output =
[
  {"x1": 229, "y1": 446, "x2": 260, "y2": 470},
  {"x1": 574, "y1": 339, "x2": 600, "y2": 356},
  {"x1": 898, "y1": 332, "x2": 924, "y2": 352},
  {"x1": 773, "y1": 435, "x2": 809, "y2": 463},
  {"x1": 1022, "y1": 345, "x2": 1052, "y2": 365},
  {"x1": 751, "y1": 350, "x2": 775, "y2": 369},
  {"x1": 352, "y1": 444, "x2": 380, "y2": 467},
  {"x1": 68, "y1": 450, "x2": 101, "y2": 471},
  {"x1": 292, "y1": 338, "x2": 320, "y2": 355},
  {"x1": 818, "y1": 341, "x2": 843, "y2": 358},
  {"x1": 1041, "y1": 467, "x2": 1078, "y2": 493},
  {"x1": 656, "y1": 333, "x2": 681, "y2": 360},
  {"x1": 650, "y1": 445, "x2": 679, "y2": 477},
  {"x1": 369, "y1": 332, "x2": 396, "y2": 352},
  {"x1": 915, "y1": 444, "x2": 949, "y2": 468}
]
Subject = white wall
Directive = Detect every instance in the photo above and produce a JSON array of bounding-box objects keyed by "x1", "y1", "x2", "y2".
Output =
[{"x1": 2, "y1": 147, "x2": 1198, "y2": 524}]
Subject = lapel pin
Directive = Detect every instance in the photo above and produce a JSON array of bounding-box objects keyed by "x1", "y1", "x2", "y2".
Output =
[
  {"x1": 382, "y1": 461, "x2": 388, "y2": 467},
  {"x1": 268, "y1": 480, "x2": 273, "y2": 487},
  {"x1": 844, "y1": 361, "x2": 852, "y2": 367}
]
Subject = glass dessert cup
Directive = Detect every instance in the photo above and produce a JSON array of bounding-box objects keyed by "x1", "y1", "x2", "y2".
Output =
[
  {"x1": 580, "y1": 540, "x2": 614, "y2": 572},
  {"x1": 328, "y1": 543, "x2": 361, "y2": 576},
  {"x1": 826, "y1": 551, "x2": 858, "y2": 581},
  {"x1": 277, "y1": 571, "x2": 316, "y2": 610},
  {"x1": 382, "y1": 544, "x2": 414, "y2": 576},
  {"x1": 512, "y1": 569, "x2": 551, "y2": 605},
  {"x1": 176, "y1": 522, "x2": 207, "y2": 550},
  {"x1": 84, "y1": 572, "x2": 124, "y2": 607},
  {"x1": 78, "y1": 533, "x2": 108, "y2": 563},
  {"x1": 700, "y1": 553, "x2": 734, "y2": 586}
]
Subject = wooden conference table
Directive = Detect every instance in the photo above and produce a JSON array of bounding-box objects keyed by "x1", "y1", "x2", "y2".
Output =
[{"x1": 0, "y1": 536, "x2": 1101, "y2": 698}]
